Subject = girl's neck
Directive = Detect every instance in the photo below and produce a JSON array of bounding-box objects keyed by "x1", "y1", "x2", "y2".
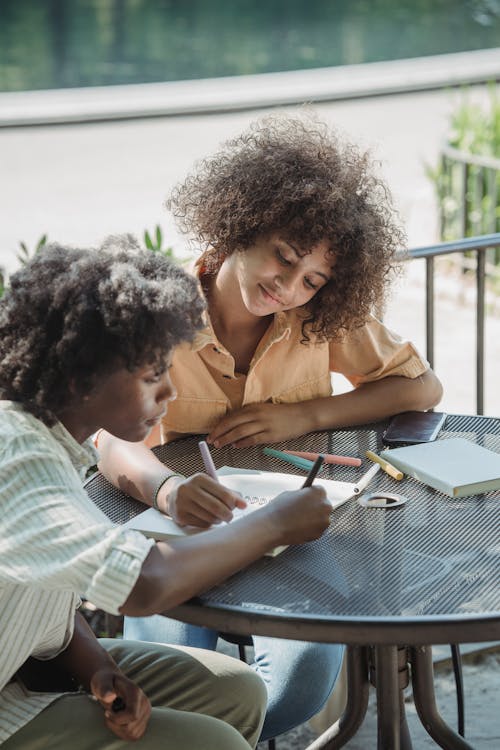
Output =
[
  {"x1": 205, "y1": 260, "x2": 270, "y2": 337},
  {"x1": 203, "y1": 260, "x2": 272, "y2": 372}
]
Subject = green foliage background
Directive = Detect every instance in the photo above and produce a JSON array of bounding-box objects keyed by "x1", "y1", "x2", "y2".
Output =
[
  {"x1": 1, "y1": 0, "x2": 499, "y2": 91},
  {"x1": 427, "y1": 85, "x2": 500, "y2": 256}
]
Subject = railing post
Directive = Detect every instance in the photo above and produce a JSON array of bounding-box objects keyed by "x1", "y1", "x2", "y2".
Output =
[
  {"x1": 476, "y1": 250, "x2": 486, "y2": 415},
  {"x1": 425, "y1": 256, "x2": 435, "y2": 370},
  {"x1": 408, "y1": 234, "x2": 500, "y2": 417},
  {"x1": 460, "y1": 162, "x2": 468, "y2": 241}
]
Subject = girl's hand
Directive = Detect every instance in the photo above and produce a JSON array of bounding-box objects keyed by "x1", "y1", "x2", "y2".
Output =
[
  {"x1": 90, "y1": 668, "x2": 151, "y2": 741},
  {"x1": 160, "y1": 473, "x2": 246, "y2": 528},
  {"x1": 208, "y1": 402, "x2": 312, "y2": 448}
]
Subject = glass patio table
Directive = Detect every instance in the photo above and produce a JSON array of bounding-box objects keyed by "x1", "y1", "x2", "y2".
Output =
[{"x1": 85, "y1": 414, "x2": 500, "y2": 750}]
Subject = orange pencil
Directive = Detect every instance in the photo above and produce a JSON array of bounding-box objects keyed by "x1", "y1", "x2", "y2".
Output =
[{"x1": 281, "y1": 450, "x2": 361, "y2": 467}]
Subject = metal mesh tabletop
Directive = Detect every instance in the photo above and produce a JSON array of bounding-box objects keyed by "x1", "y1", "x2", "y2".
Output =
[{"x1": 86, "y1": 414, "x2": 500, "y2": 645}]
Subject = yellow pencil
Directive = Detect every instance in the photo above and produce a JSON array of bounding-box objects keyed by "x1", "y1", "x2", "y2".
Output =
[{"x1": 365, "y1": 450, "x2": 404, "y2": 481}]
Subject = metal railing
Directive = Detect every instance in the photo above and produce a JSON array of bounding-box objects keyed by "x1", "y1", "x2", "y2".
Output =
[
  {"x1": 439, "y1": 145, "x2": 500, "y2": 248},
  {"x1": 400, "y1": 233, "x2": 500, "y2": 415}
]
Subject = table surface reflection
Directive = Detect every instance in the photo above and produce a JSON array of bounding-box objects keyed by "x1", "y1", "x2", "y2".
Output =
[{"x1": 86, "y1": 413, "x2": 500, "y2": 647}]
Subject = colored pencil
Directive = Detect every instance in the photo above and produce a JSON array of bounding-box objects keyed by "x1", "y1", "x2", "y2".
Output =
[{"x1": 281, "y1": 449, "x2": 361, "y2": 467}]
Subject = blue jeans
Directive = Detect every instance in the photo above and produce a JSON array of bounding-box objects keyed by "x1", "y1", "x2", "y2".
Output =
[{"x1": 124, "y1": 615, "x2": 344, "y2": 741}]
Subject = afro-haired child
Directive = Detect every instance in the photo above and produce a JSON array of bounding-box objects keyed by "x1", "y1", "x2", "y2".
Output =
[{"x1": 0, "y1": 235, "x2": 333, "y2": 749}]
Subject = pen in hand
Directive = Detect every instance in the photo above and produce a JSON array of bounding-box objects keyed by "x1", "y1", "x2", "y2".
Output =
[
  {"x1": 112, "y1": 697, "x2": 126, "y2": 712},
  {"x1": 301, "y1": 454, "x2": 325, "y2": 488},
  {"x1": 198, "y1": 440, "x2": 219, "y2": 481},
  {"x1": 198, "y1": 440, "x2": 247, "y2": 522}
]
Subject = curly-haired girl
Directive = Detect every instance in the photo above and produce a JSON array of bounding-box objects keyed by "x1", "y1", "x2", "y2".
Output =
[
  {"x1": 98, "y1": 117, "x2": 442, "y2": 742},
  {"x1": 0, "y1": 236, "x2": 333, "y2": 750},
  {"x1": 157, "y1": 115, "x2": 441, "y2": 450}
]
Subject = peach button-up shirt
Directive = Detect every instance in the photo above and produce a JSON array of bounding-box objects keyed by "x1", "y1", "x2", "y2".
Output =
[{"x1": 161, "y1": 302, "x2": 429, "y2": 443}]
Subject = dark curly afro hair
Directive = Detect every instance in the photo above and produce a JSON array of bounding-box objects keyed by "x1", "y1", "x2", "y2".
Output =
[
  {"x1": 167, "y1": 115, "x2": 406, "y2": 341},
  {"x1": 0, "y1": 234, "x2": 205, "y2": 425}
]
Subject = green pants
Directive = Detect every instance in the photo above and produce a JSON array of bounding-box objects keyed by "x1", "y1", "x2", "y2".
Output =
[{"x1": 3, "y1": 640, "x2": 267, "y2": 750}]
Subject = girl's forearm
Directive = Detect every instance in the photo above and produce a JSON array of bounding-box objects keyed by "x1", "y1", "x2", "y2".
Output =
[{"x1": 306, "y1": 370, "x2": 443, "y2": 432}]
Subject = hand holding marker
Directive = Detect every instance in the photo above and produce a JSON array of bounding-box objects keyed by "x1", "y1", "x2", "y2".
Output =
[
  {"x1": 198, "y1": 440, "x2": 219, "y2": 481},
  {"x1": 198, "y1": 440, "x2": 247, "y2": 520},
  {"x1": 112, "y1": 697, "x2": 126, "y2": 712},
  {"x1": 198, "y1": 442, "x2": 324, "y2": 529},
  {"x1": 301, "y1": 454, "x2": 325, "y2": 487}
]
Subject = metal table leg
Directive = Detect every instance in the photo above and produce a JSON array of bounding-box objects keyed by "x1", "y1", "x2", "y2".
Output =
[
  {"x1": 373, "y1": 645, "x2": 412, "y2": 750},
  {"x1": 307, "y1": 643, "x2": 474, "y2": 750},
  {"x1": 306, "y1": 646, "x2": 370, "y2": 750},
  {"x1": 410, "y1": 646, "x2": 475, "y2": 750}
]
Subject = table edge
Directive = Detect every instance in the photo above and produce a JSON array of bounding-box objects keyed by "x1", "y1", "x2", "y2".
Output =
[{"x1": 165, "y1": 602, "x2": 500, "y2": 646}]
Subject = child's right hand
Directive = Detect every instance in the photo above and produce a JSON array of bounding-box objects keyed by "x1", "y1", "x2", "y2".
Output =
[
  {"x1": 161, "y1": 473, "x2": 247, "y2": 528},
  {"x1": 91, "y1": 668, "x2": 151, "y2": 741},
  {"x1": 262, "y1": 487, "x2": 332, "y2": 546}
]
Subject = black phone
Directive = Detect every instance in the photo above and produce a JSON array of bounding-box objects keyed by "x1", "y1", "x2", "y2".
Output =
[{"x1": 382, "y1": 411, "x2": 446, "y2": 447}]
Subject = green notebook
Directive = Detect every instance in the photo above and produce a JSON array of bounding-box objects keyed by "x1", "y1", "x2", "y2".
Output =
[{"x1": 380, "y1": 437, "x2": 500, "y2": 498}]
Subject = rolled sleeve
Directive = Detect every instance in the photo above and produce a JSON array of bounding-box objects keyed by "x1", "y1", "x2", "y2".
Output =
[
  {"x1": 329, "y1": 316, "x2": 429, "y2": 388},
  {"x1": 85, "y1": 530, "x2": 155, "y2": 615}
]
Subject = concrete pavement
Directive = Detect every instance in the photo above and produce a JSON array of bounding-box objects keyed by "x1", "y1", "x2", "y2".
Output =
[
  {"x1": 1, "y1": 81, "x2": 499, "y2": 417},
  {"x1": 256, "y1": 648, "x2": 500, "y2": 749}
]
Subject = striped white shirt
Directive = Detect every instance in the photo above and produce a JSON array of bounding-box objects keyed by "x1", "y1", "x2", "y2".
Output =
[{"x1": 0, "y1": 401, "x2": 155, "y2": 743}]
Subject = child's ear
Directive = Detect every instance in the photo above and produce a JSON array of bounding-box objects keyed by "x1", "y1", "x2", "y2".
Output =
[
  {"x1": 67, "y1": 378, "x2": 78, "y2": 397},
  {"x1": 68, "y1": 376, "x2": 93, "y2": 400}
]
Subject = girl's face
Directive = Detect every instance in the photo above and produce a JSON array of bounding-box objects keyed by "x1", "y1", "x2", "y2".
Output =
[
  {"x1": 233, "y1": 233, "x2": 334, "y2": 317},
  {"x1": 81, "y1": 353, "x2": 176, "y2": 443}
]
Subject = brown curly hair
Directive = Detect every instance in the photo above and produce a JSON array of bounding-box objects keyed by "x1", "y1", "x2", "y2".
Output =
[
  {"x1": 0, "y1": 235, "x2": 205, "y2": 425},
  {"x1": 167, "y1": 115, "x2": 406, "y2": 341}
]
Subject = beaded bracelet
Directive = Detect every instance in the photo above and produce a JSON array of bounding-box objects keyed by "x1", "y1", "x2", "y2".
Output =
[{"x1": 152, "y1": 473, "x2": 185, "y2": 512}]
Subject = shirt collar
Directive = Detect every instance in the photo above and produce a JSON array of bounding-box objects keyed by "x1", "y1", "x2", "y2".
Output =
[
  {"x1": 0, "y1": 400, "x2": 98, "y2": 475},
  {"x1": 50, "y1": 420, "x2": 99, "y2": 473},
  {"x1": 191, "y1": 309, "x2": 292, "y2": 353}
]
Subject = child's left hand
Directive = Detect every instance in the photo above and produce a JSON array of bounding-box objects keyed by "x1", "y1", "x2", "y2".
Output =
[{"x1": 207, "y1": 402, "x2": 311, "y2": 448}]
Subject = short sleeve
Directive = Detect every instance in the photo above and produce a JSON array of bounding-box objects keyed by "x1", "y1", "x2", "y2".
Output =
[{"x1": 329, "y1": 316, "x2": 429, "y2": 388}]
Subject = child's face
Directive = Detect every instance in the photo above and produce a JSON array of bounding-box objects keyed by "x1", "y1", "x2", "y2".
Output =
[
  {"x1": 83, "y1": 352, "x2": 176, "y2": 442},
  {"x1": 234, "y1": 233, "x2": 334, "y2": 316}
]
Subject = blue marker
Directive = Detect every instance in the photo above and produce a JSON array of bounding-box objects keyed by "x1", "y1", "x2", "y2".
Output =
[{"x1": 263, "y1": 447, "x2": 315, "y2": 472}]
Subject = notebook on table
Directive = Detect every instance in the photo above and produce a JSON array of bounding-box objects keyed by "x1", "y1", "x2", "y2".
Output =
[
  {"x1": 380, "y1": 437, "x2": 500, "y2": 498},
  {"x1": 122, "y1": 467, "x2": 357, "y2": 557}
]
